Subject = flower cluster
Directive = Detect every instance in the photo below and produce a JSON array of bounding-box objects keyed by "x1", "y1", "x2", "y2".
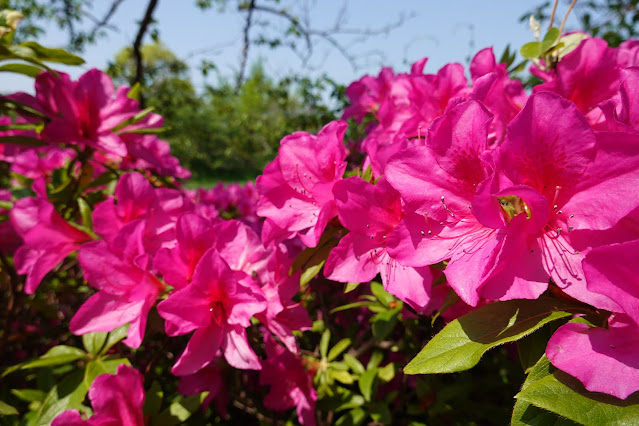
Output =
[{"x1": 4, "y1": 33, "x2": 639, "y2": 426}]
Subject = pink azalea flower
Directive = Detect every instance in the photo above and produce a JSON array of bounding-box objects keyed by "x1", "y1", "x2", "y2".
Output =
[
  {"x1": 11, "y1": 69, "x2": 162, "y2": 157},
  {"x1": 72, "y1": 220, "x2": 165, "y2": 348},
  {"x1": 533, "y1": 37, "x2": 620, "y2": 125},
  {"x1": 324, "y1": 176, "x2": 435, "y2": 313},
  {"x1": 255, "y1": 245, "x2": 312, "y2": 352},
  {"x1": 120, "y1": 133, "x2": 191, "y2": 179},
  {"x1": 52, "y1": 364, "x2": 145, "y2": 425},
  {"x1": 547, "y1": 314, "x2": 639, "y2": 399},
  {"x1": 92, "y1": 172, "x2": 190, "y2": 254},
  {"x1": 388, "y1": 93, "x2": 639, "y2": 307},
  {"x1": 153, "y1": 212, "x2": 218, "y2": 290},
  {"x1": 177, "y1": 362, "x2": 229, "y2": 416},
  {"x1": 468, "y1": 47, "x2": 527, "y2": 144},
  {"x1": 542, "y1": 238, "x2": 639, "y2": 399},
  {"x1": 257, "y1": 120, "x2": 347, "y2": 247},
  {"x1": 385, "y1": 99, "x2": 496, "y2": 306},
  {"x1": 260, "y1": 334, "x2": 317, "y2": 426},
  {"x1": 10, "y1": 195, "x2": 93, "y2": 294},
  {"x1": 600, "y1": 67, "x2": 639, "y2": 133},
  {"x1": 157, "y1": 248, "x2": 267, "y2": 375}
]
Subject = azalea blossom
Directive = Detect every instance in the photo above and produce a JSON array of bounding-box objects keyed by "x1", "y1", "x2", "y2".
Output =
[
  {"x1": 157, "y1": 248, "x2": 267, "y2": 375},
  {"x1": 72, "y1": 219, "x2": 164, "y2": 348},
  {"x1": 260, "y1": 333, "x2": 317, "y2": 426},
  {"x1": 10, "y1": 191, "x2": 93, "y2": 294},
  {"x1": 257, "y1": 120, "x2": 347, "y2": 247},
  {"x1": 52, "y1": 364, "x2": 145, "y2": 426},
  {"x1": 324, "y1": 176, "x2": 435, "y2": 313}
]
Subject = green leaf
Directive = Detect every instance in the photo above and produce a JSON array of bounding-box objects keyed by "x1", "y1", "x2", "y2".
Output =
[
  {"x1": 290, "y1": 225, "x2": 341, "y2": 285},
  {"x1": 0, "y1": 135, "x2": 46, "y2": 147},
  {"x1": 330, "y1": 301, "x2": 377, "y2": 314},
  {"x1": 370, "y1": 281, "x2": 394, "y2": 307},
  {"x1": 77, "y1": 198, "x2": 93, "y2": 230},
  {"x1": 3, "y1": 345, "x2": 86, "y2": 376},
  {"x1": 335, "y1": 407, "x2": 366, "y2": 426},
  {"x1": 367, "y1": 350, "x2": 383, "y2": 370},
  {"x1": 516, "y1": 358, "x2": 639, "y2": 425},
  {"x1": 128, "y1": 82, "x2": 141, "y2": 101},
  {"x1": 332, "y1": 369, "x2": 355, "y2": 385},
  {"x1": 343, "y1": 354, "x2": 365, "y2": 375},
  {"x1": 32, "y1": 369, "x2": 87, "y2": 426},
  {"x1": 11, "y1": 388, "x2": 46, "y2": 402},
  {"x1": 541, "y1": 27, "x2": 561, "y2": 52},
  {"x1": 19, "y1": 41, "x2": 84, "y2": 65},
  {"x1": 378, "y1": 363, "x2": 395, "y2": 382},
  {"x1": 320, "y1": 329, "x2": 331, "y2": 359},
  {"x1": 359, "y1": 369, "x2": 377, "y2": 402},
  {"x1": 112, "y1": 106, "x2": 155, "y2": 132},
  {"x1": 344, "y1": 282, "x2": 360, "y2": 293},
  {"x1": 371, "y1": 309, "x2": 398, "y2": 340},
  {"x1": 100, "y1": 324, "x2": 129, "y2": 355},
  {"x1": 83, "y1": 332, "x2": 108, "y2": 356},
  {"x1": 517, "y1": 325, "x2": 553, "y2": 373},
  {"x1": 301, "y1": 261, "x2": 325, "y2": 286},
  {"x1": 144, "y1": 381, "x2": 164, "y2": 416},
  {"x1": 404, "y1": 297, "x2": 586, "y2": 375},
  {"x1": 328, "y1": 338, "x2": 351, "y2": 362},
  {"x1": 0, "y1": 62, "x2": 43, "y2": 77},
  {"x1": 156, "y1": 393, "x2": 208, "y2": 425},
  {"x1": 512, "y1": 355, "x2": 578, "y2": 425},
  {"x1": 0, "y1": 200, "x2": 12, "y2": 210},
  {"x1": 520, "y1": 41, "x2": 542, "y2": 59},
  {"x1": 0, "y1": 400, "x2": 18, "y2": 416}
]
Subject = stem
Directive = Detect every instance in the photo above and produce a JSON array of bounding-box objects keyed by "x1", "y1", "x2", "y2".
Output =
[
  {"x1": 559, "y1": 0, "x2": 578, "y2": 35},
  {"x1": 548, "y1": 0, "x2": 559, "y2": 30}
]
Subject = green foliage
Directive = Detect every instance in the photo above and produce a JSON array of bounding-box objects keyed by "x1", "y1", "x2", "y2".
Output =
[{"x1": 404, "y1": 297, "x2": 590, "y2": 375}]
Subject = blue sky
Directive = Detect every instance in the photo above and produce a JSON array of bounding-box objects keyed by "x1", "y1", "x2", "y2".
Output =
[{"x1": 1, "y1": 0, "x2": 580, "y2": 93}]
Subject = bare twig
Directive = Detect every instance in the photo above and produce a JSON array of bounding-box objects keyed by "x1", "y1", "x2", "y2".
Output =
[
  {"x1": 559, "y1": 0, "x2": 578, "y2": 35},
  {"x1": 133, "y1": 0, "x2": 159, "y2": 107},
  {"x1": 236, "y1": 0, "x2": 412, "y2": 74},
  {"x1": 81, "y1": 0, "x2": 125, "y2": 40},
  {"x1": 548, "y1": 0, "x2": 560, "y2": 30},
  {"x1": 236, "y1": 0, "x2": 256, "y2": 89}
]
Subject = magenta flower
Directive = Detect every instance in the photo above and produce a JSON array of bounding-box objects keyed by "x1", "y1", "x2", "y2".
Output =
[
  {"x1": 532, "y1": 37, "x2": 620, "y2": 124},
  {"x1": 385, "y1": 99, "x2": 496, "y2": 306},
  {"x1": 92, "y1": 172, "x2": 190, "y2": 254},
  {"x1": 324, "y1": 176, "x2": 435, "y2": 312},
  {"x1": 153, "y1": 212, "x2": 218, "y2": 290},
  {"x1": 157, "y1": 248, "x2": 267, "y2": 375},
  {"x1": 178, "y1": 362, "x2": 229, "y2": 416},
  {"x1": 468, "y1": 47, "x2": 527, "y2": 144},
  {"x1": 255, "y1": 246, "x2": 312, "y2": 352},
  {"x1": 260, "y1": 334, "x2": 317, "y2": 426},
  {"x1": 52, "y1": 364, "x2": 145, "y2": 426},
  {"x1": 543, "y1": 238, "x2": 639, "y2": 399},
  {"x1": 11, "y1": 195, "x2": 93, "y2": 294},
  {"x1": 72, "y1": 220, "x2": 165, "y2": 348},
  {"x1": 11, "y1": 69, "x2": 161, "y2": 157},
  {"x1": 547, "y1": 314, "x2": 639, "y2": 399},
  {"x1": 389, "y1": 92, "x2": 639, "y2": 307},
  {"x1": 257, "y1": 120, "x2": 347, "y2": 247}
]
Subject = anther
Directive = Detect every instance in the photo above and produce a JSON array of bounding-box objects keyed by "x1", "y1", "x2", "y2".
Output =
[
  {"x1": 420, "y1": 231, "x2": 425, "y2": 236},
  {"x1": 568, "y1": 226, "x2": 573, "y2": 232}
]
